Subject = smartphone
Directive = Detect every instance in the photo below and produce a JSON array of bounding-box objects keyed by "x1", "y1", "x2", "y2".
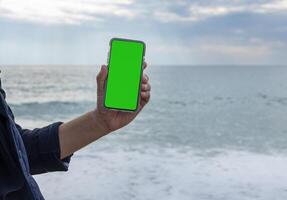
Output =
[{"x1": 104, "y1": 38, "x2": 146, "y2": 111}]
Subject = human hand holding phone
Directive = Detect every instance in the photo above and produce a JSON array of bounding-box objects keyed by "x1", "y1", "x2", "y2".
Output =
[
  {"x1": 93, "y1": 62, "x2": 151, "y2": 134},
  {"x1": 58, "y1": 38, "x2": 150, "y2": 159}
]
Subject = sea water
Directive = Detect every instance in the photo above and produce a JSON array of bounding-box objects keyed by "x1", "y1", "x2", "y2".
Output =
[{"x1": 1, "y1": 65, "x2": 287, "y2": 200}]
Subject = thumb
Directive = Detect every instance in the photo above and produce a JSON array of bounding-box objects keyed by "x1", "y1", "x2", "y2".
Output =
[{"x1": 97, "y1": 65, "x2": 108, "y2": 97}]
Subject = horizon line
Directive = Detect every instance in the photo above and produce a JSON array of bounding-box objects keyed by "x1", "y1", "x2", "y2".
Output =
[{"x1": 0, "y1": 64, "x2": 286, "y2": 67}]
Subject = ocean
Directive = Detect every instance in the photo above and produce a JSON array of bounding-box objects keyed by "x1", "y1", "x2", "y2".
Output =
[{"x1": 1, "y1": 65, "x2": 287, "y2": 200}]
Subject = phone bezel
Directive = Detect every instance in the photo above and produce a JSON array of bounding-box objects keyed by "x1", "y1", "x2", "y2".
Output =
[{"x1": 103, "y1": 38, "x2": 146, "y2": 112}]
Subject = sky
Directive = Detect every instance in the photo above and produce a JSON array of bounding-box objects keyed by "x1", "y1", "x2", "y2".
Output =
[{"x1": 0, "y1": 0, "x2": 287, "y2": 65}]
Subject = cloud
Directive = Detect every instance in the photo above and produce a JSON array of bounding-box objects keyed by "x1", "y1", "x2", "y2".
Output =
[
  {"x1": 1, "y1": 0, "x2": 287, "y2": 65},
  {"x1": 1, "y1": 0, "x2": 287, "y2": 25},
  {"x1": 259, "y1": 0, "x2": 287, "y2": 12},
  {"x1": 199, "y1": 43, "x2": 270, "y2": 58},
  {"x1": 153, "y1": 0, "x2": 287, "y2": 23},
  {"x1": 154, "y1": 5, "x2": 243, "y2": 23},
  {"x1": 0, "y1": 0, "x2": 136, "y2": 24},
  {"x1": 147, "y1": 36, "x2": 287, "y2": 65}
]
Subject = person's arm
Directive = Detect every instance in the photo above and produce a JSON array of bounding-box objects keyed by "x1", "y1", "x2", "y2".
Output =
[
  {"x1": 2, "y1": 87, "x2": 69, "y2": 174},
  {"x1": 16, "y1": 122, "x2": 71, "y2": 175},
  {"x1": 59, "y1": 63, "x2": 151, "y2": 159}
]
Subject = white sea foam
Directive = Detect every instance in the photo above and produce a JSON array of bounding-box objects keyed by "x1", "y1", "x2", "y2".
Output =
[{"x1": 35, "y1": 148, "x2": 287, "y2": 200}]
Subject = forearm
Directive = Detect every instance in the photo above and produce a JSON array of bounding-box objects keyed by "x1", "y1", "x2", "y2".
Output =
[{"x1": 58, "y1": 111, "x2": 108, "y2": 159}]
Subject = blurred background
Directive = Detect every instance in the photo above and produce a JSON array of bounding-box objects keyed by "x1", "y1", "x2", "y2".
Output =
[{"x1": 1, "y1": 0, "x2": 287, "y2": 200}]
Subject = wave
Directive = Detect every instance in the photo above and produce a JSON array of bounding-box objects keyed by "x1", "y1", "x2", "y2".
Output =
[
  {"x1": 9, "y1": 100, "x2": 96, "y2": 120},
  {"x1": 257, "y1": 93, "x2": 287, "y2": 106}
]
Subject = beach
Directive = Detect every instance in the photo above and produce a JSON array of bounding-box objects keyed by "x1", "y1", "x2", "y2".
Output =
[{"x1": 1, "y1": 65, "x2": 287, "y2": 200}]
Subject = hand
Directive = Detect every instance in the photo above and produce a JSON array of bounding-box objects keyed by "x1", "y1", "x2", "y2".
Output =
[{"x1": 93, "y1": 62, "x2": 151, "y2": 134}]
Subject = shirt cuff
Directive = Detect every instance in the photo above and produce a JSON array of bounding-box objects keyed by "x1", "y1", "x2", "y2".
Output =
[{"x1": 38, "y1": 122, "x2": 73, "y2": 172}]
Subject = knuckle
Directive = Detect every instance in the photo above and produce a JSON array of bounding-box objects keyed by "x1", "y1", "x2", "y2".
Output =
[
  {"x1": 146, "y1": 75, "x2": 149, "y2": 81},
  {"x1": 143, "y1": 74, "x2": 148, "y2": 82}
]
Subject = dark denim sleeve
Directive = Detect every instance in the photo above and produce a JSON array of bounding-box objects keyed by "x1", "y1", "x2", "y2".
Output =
[{"x1": 15, "y1": 122, "x2": 73, "y2": 175}]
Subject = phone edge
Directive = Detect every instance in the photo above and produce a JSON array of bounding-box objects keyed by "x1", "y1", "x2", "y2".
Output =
[{"x1": 103, "y1": 37, "x2": 146, "y2": 112}]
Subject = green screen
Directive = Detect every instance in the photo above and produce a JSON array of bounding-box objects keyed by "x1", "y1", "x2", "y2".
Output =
[{"x1": 104, "y1": 38, "x2": 145, "y2": 111}]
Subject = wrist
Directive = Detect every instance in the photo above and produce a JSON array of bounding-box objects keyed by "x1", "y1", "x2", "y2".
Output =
[{"x1": 89, "y1": 110, "x2": 110, "y2": 136}]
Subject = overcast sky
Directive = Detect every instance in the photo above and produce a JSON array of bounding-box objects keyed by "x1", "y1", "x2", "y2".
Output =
[{"x1": 0, "y1": 0, "x2": 287, "y2": 65}]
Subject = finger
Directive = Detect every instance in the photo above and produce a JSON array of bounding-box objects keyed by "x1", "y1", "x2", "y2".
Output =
[
  {"x1": 141, "y1": 83, "x2": 151, "y2": 92},
  {"x1": 143, "y1": 61, "x2": 147, "y2": 70},
  {"x1": 141, "y1": 91, "x2": 150, "y2": 101},
  {"x1": 142, "y1": 74, "x2": 149, "y2": 84},
  {"x1": 97, "y1": 65, "x2": 108, "y2": 97},
  {"x1": 139, "y1": 91, "x2": 150, "y2": 110}
]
